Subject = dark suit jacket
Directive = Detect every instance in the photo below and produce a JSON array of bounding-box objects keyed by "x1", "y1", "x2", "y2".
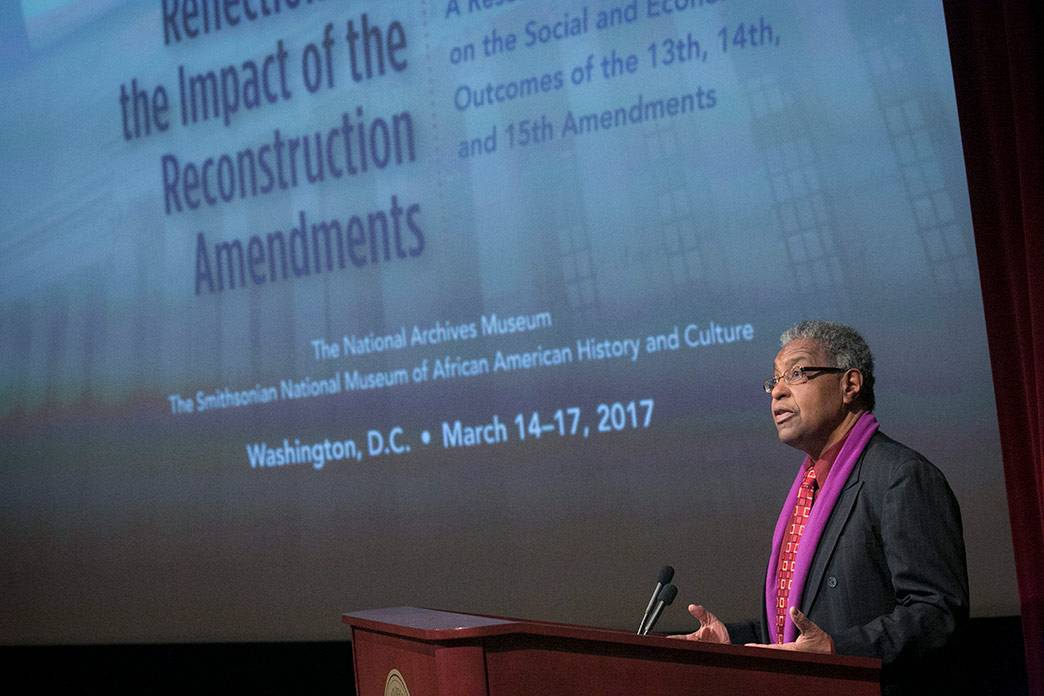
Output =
[{"x1": 728, "y1": 431, "x2": 969, "y2": 692}]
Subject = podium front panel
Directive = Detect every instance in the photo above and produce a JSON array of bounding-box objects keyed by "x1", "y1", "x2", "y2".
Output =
[
  {"x1": 344, "y1": 608, "x2": 879, "y2": 696},
  {"x1": 352, "y1": 628, "x2": 489, "y2": 696},
  {"x1": 484, "y1": 634, "x2": 878, "y2": 696}
]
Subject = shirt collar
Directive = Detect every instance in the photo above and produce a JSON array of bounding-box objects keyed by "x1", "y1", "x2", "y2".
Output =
[{"x1": 808, "y1": 423, "x2": 856, "y2": 486}]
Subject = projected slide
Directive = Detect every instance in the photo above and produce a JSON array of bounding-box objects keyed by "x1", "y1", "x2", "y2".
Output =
[{"x1": 0, "y1": 0, "x2": 1015, "y2": 643}]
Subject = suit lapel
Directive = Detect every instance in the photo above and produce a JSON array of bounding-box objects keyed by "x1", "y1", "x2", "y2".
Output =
[{"x1": 803, "y1": 479, "x2": 863, "y2": 614}]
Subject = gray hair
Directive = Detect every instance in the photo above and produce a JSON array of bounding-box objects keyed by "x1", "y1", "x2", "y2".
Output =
[{"x1": 780, "y1": 320, "x2": 875, "y2": 410}]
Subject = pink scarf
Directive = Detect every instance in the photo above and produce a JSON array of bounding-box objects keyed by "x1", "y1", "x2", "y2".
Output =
[{"x1": 763, "y1": 411, "x2": 879, "y2": 642}]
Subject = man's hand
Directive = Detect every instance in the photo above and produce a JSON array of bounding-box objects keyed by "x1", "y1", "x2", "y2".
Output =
[
  {"x1": 745, "y1": 607, "x2": 835, "y2": 653},
  {"x1": 668, "y1": 604, "x2": 731, "y2": 643}
]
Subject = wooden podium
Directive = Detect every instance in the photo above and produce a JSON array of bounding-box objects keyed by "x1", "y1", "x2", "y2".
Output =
[{"x1": 342, "y1": 607, "x2": 880, "y2": 696}]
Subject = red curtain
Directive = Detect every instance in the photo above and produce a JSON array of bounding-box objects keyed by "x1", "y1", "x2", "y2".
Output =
[{"x1": 945, "y1": 0, "x2": 1044, "y2": 692}]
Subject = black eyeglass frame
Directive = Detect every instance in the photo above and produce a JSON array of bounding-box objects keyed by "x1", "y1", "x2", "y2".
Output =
[{"x1": 763, "y1": 366, "x2": 847, "y2": 394}]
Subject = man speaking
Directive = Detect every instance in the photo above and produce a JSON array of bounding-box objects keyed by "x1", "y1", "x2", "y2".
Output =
[{"x1": 675, "y1": 320, "x2": 968, "y2": 693}]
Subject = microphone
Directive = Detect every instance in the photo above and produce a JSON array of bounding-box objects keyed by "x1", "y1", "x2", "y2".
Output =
[
  {"x1": 640, "y1": 583, "x2": 678, "y2": 636},
  {"x1": 637, "y1": 565, "x2": 674, "y2": 634}
]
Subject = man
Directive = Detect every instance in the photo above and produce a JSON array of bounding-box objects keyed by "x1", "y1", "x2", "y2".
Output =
[{"x1": 676, "y1": 320, "x2": 968, "y2": 693}]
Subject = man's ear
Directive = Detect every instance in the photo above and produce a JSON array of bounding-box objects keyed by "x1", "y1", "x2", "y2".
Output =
[{"x1": 841, "y1": 369, "x2": 863, "y2": 406}]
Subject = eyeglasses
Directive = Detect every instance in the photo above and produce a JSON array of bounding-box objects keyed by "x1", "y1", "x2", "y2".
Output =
[{"x1": 763, "y1": 366, "x2": 846, "y2": 394}]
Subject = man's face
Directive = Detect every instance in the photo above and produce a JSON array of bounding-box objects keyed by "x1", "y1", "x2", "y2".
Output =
[{"x1": 770, "y1": 338, "x2": 848, "y2": 457}]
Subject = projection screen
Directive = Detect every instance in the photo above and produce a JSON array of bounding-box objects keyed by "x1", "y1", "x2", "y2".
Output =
[{"x1": 0, "y1": 0, "x2": 1017, "y2": 643}]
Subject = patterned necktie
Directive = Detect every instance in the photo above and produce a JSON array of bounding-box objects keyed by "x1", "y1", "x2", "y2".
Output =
[{"x1": 774, "y1": 466, "x2": 818, "y2": 643}]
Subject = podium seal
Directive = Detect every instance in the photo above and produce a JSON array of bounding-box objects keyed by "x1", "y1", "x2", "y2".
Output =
[{"x1": 384, "y1": 668, "x2": 410, "y2": 696}]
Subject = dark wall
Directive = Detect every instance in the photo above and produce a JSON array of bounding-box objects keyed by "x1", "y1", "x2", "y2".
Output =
[{"x1": 5, "y1": 640, "x2": 354, "y2": 693}]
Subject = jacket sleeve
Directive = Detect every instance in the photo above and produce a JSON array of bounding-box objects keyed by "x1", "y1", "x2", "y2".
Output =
[{"x1": 831, "y1": 456, "x2": 969, "y2": 665}]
